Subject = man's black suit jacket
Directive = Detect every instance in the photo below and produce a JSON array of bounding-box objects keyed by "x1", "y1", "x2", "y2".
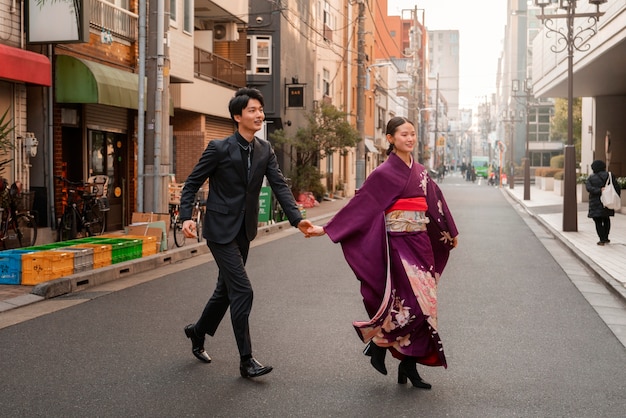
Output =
[{"x1": 179, "y1": 133, "x2": 302, "y2": 244}]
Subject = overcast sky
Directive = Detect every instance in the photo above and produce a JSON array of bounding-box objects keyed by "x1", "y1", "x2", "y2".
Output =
[{"x1": 389, "y1": 0, "x2": 508, "y2": 109}]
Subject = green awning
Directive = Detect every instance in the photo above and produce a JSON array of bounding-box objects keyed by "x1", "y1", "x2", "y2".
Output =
[{"x1": 55, "y1": 55, "x2": 143, "y2": 110}]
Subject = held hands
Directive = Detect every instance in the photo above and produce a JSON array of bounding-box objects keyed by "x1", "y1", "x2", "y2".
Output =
[
  {"x1": 297, "y1": 220, "x2": 325, "y2": 238},
  {"x1": 182, "y1": 220, "x2": 198, "y2": 239}
]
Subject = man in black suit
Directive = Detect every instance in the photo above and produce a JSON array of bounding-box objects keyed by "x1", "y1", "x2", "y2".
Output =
[{"x1": 179, "y1": 88, "x2": 312, "y2": 378}]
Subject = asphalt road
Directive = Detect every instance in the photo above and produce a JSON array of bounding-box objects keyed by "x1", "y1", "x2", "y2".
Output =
[{"x1": 1, "y1": 175, "x2": 625, "y2": 417}]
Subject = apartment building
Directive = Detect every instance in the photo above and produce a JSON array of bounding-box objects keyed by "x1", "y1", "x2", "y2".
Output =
[{"x1": 0, "y1": 0, "x2": 52, "y2": 222}]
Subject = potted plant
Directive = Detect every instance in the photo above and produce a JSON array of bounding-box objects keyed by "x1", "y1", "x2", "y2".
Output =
[
  {"x1": 554, "y1": 170, "x2": 564, "y2": 196},
  {"x1": 617, "y1": 177, "x2": 626, "y2": 212},
  {"x1": 577, "y1": 174, "x2": 589, "y2": 203}
]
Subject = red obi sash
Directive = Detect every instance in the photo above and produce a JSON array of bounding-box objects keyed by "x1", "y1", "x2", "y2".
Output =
[{"x1": 385, "y1": 197, "x2": 428, "y2": 214}]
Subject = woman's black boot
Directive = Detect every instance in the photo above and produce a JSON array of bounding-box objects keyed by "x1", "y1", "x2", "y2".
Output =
[
  {"x1": 398, "y1": 358, "x2": 432, "y2": 389},
  {"x1": 363, "y1": 341, "x2": 387, "y2": 375}
]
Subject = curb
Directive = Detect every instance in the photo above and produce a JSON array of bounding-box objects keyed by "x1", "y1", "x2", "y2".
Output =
[{"x1": 3, "y1": 211, "x2": 339, "y2": 311}]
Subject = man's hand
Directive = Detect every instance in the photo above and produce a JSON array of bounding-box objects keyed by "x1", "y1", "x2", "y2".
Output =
[
  {"x1": 297, "y1": 219, "x2": 313, "y2": 236},
  {"x1": 182, "y1": 220, "x2": 198, "y2": 239}
]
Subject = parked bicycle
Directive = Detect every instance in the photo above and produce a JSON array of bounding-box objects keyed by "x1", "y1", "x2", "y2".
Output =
[
  {"x1": 192, "y1": 188, "x2": 206, "y2": 244},
  {"x1": 169, "y1": 187, "x2": 206, "y2": 248},
  {"x1": 169, "y1": 201, "x2": 186, "y2": 248},
  {"x1": 55, "y1": 175, "x2": 110, "y2": 241},
  {"x1": 0, "y1": 178, "x2": 38, "y2": 249}
]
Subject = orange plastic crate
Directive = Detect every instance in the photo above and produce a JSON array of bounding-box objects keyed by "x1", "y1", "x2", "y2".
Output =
[
  {"x1": 74, "y1": 243, "x2": 112, "y2": 269},
  {"x1": 124, "y1": 235, "x2": 158, "y2": 257},
  {"x1": 21, "y1": 250, "x2": 75, "y2": 285}
]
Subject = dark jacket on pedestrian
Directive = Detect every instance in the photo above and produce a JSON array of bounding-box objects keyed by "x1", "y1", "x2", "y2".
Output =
[{"x1": 586, "y1": 160, "x2": 620, "y2": 218}]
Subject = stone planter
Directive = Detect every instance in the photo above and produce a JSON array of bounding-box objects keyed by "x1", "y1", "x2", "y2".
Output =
[
  {"x1": 540, "y1": 176, "x2": 554, "y2": 191},
  {"x1": 554, "y1": 179, "x2": 563, "y2": 196},
  {"x1": 577, "y1": 183, "x2": 589, "y2": 203},
  {"x1": 621, "y1": 194, "x2": 626, "y2": 214}
]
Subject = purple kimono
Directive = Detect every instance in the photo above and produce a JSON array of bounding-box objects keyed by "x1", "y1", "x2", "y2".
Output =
[{"x1": 325, "y1": 153, "x2": 458, "y2": 367}]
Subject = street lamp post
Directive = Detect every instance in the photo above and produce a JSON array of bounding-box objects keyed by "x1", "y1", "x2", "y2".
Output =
[
  {"x1": 534, "y1": 0, "x2": 607, "y2": 232},
  {"x1": 501, "y1": 109, "x2": 522, "y2": 188},
  {"x1": 512, "y1": 78, "x2": 533, "y2": 200}
]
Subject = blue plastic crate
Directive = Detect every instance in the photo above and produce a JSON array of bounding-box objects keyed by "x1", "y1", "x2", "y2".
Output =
[{"x1": 0, "y1": 249, "x2": 33, "y2": 285}]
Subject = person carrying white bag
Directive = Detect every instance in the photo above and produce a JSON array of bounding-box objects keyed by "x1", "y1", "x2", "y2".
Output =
[{"x1": 586, "y1": 160, "x2": 621, "y2": 246}]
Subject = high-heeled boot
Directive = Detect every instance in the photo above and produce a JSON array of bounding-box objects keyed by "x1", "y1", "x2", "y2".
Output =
[
  {"x1": 363, "y1": 341, "x2": 387, "y2": 375},
  {"x1": 398, "y1": 358, "x2": 432, "y2": 389}
]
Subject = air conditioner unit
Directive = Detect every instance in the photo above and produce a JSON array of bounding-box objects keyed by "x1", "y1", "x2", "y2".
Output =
[{"x1": 213, "y1": 23, "x2": 239, "y2": 42}]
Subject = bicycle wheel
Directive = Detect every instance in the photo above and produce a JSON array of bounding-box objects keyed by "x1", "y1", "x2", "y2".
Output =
[
  {"x1": 173, "y1": 214, "x2": 186, "y2": 247},
  {"x1": 14, "y1": 213, "x2": 38, "y2": 247},
  {"x1": 85, "y1": 202, "x2": 106, "y2": 236},
  {"x1": 195, "y1": 208, "x2": 203, "y2": 243},
  {"x1": 57, "y1": 209, "x2": 77, "y2": 241}
]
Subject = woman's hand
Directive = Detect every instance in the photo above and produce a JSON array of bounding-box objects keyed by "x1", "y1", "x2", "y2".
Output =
[{"x1": 305, "y1": 225, "x2": 326, "y2": 238}]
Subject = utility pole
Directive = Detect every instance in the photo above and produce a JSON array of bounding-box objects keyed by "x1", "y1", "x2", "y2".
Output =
[
  {"x1": 355, "y1": 0, "x2": 366, "y2": 190},
  {"x1": 145, "y1": 0, "x2": 170, "y2": 213},
  {"x1": 137, "y1": 0, "x2": 146, "y2": 212}
]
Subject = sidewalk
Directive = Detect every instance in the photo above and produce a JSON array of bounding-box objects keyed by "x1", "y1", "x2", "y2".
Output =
[
  {"x1": 0, "y1": 197, "x2": 349, "y2": 313},
  {"x1": 504, "y1": 184, "x2": 626, "y2": 300}
]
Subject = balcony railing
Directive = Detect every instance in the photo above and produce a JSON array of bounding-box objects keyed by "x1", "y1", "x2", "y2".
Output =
[
  {"x1": 194, "y1": 47, "x2": 246, "y2": 89},
  {"x1": 89, "y1": 0, "x2": 138, "y2": 42}
]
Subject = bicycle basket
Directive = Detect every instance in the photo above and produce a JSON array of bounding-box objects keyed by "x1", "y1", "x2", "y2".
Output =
[
  {"x1": 87, "y1": 175, "x2": 109, "y2": 198},
  {"x1": 97, "y1": 196, "x2": 111, "y2": 212}
]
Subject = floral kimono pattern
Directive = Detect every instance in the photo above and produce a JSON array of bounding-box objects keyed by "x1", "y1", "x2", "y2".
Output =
[{"x1": 324, "y1": 153, "x2": 458, "y2": 367}]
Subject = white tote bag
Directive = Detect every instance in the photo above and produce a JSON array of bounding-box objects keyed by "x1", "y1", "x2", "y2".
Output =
[{"x1": 600, "y1": 172, "x2": 621, "y2": 210}]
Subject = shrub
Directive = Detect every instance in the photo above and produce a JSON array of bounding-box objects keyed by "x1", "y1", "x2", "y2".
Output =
[
  {"x1": 554, "y1": 170, "x2": 564, "y2": 180},
  {"x1": 535, "y1": 167, "x2": 562, "y2": 178},
  {"x1": 550, "y1": 155, "x2": 564, "y2": 168},
  {"x1": 617, "y1": 177, "x2": 626, "y2": 189},
  {"x1": 577, "y1": 174, "x2": 589, "y2": 184}
]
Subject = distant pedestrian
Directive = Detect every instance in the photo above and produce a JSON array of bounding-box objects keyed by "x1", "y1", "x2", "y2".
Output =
[
  {"x1": 586, "y1": 160, "x2": 621, "y2": 245},
  {"x1": 306, "y1": 117, "x2": 459, "y2": 390}
]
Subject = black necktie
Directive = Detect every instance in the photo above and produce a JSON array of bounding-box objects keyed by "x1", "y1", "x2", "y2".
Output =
[{"x1": 239, "y1": 143, "x2": 252, "y2": 180}]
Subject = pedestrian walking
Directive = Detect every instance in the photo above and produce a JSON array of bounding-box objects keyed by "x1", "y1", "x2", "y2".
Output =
[
  {"x1": 306, "y1": 117, "x2": 459, "y2": 389},
  {"x1": 179, "y1": 87, "x2": 313, "y2": 378},
  {"x1": 586, "y1": 159, "x2": 621, "y2": 245}
]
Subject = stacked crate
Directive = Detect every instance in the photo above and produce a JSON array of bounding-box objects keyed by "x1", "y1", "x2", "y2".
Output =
[{"x1": 21, "y1": 250, "x2": 74, "y2": 285}]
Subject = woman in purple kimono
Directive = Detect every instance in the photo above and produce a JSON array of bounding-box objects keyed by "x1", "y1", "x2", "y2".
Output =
[{"x1": 307, "y1": 117, "x2": 458, "y2": 389}]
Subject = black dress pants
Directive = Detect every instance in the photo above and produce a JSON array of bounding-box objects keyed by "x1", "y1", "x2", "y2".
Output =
[{"x1": 195, "y1": 226, "x2": 253, "y2": 358}]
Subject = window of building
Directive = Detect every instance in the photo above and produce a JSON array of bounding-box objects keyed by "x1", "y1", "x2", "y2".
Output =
[
  {"x1": 247, "y1": 35, "x2": 272, "y2": 75},
  {"x1": 377, "y1": 106, "x2": 385, "y2": 129},
  {"x1": 170, "y1": 0, "x2": 177, "y2": 23},
  {"x1": 323, "y1": 1, "x2": 333, "y2": 42},
  {"x1": 323, "y1": 68, "x2": 331, "y2": 97},
  {"x1": 183, "y1": 0, "x2": 192, "y2": 33},
  {"x1": 106, "y1": 0, "x2": 129, "y2": 10}
]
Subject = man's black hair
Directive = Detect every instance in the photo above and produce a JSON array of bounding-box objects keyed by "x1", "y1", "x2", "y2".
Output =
[{"x1": 228, "y1": 88, "x2": 265, "y2": 122}]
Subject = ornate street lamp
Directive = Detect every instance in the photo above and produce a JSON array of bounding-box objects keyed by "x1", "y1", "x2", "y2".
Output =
[
  {"x1": 512, "y1": 78, "x2": 534, "y2": 200},
  {"x1": 534, "y1": 0, "x2": 608, "y2": 232}
]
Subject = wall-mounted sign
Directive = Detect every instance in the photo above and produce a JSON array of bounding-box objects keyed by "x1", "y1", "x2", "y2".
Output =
[
  {"x1": 27, "y1": 0, "x2": 90, "y2": 44},
  {"x1": 287, "y1": 85, "x2": 305, "y2": 109}
]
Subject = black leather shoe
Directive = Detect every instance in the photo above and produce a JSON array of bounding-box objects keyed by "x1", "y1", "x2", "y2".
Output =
[
  {"x1": 363, "y1": 341, "x2": 387, "y2": 375},
  {"x1": 184, "y1": 324, "x2": 211, "y2": 363},
  {"x1": 240, "y1": 358, "x2": 273, "y2": 378}
]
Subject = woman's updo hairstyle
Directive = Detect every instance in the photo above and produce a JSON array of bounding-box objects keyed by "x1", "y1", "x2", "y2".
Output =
[{"x1": 385, "y1": 117, "x2": 414, "y2": 156}]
